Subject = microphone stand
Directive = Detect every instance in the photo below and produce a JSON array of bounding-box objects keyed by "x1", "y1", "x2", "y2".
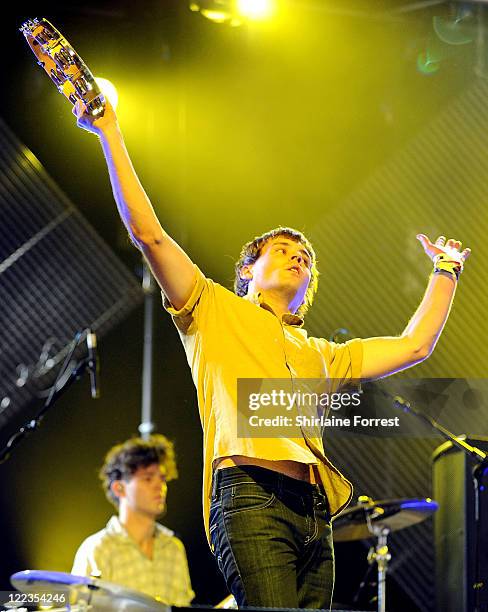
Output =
[
  {"x1": 392, "y1": 394, "x2": 488, "y2": 612},
  {"x1": 139, "y1": 261, "x2": 156, "y2": 440},
  {"x1": 0, "y1": 332, "x2": 94, "y2": 465}
]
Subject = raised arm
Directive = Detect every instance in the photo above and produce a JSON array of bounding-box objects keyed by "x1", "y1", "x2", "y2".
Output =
[
  {"x1": 360, "y1": 234, "x2": 471, "y2": 381},
  {"x1": 73, "y1": 100, "x2": 196, "y2": 310}
]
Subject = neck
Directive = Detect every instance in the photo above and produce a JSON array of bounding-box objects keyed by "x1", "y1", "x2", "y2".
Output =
[
  {"x1": 119, "y1": 506, "x2": 156, "y2": 547},
  {"x1": 255, "y1": 288, "x2": 302, "y2": 319}
]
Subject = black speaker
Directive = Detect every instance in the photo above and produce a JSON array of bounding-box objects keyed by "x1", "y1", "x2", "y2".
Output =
[{"x1": 432, "y1": 437, "x2": 488, "y2": 612}]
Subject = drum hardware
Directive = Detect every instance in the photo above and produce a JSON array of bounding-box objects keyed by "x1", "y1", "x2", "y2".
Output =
[
  {"x1": 214, "y1": 594, "x2": 237, "y2": 609},
  {"x1": 334, "y1": 495, "x2": 439, "y2": 612},
  {"x1": 10, "y1": 570, "x2": 171, "y2": 612}
]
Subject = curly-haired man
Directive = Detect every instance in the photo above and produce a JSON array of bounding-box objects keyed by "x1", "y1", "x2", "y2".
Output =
[{"x1": 72, "y1": 435, "x2": 194, "y2": 606}]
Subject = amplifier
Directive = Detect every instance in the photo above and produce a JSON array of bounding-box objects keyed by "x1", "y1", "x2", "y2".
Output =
[{"x1": 433, "y1": 437, "x2": 488, "y2": 612}]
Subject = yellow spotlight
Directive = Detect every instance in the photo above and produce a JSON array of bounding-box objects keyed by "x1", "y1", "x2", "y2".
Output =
[
  {"x1": 201, "y1": 9, "x2": 230, "y2": 23},
  {"x1": 236, "y1": 0, "x2": 274, "y2": 20},
  {"x1": 189, "y1": 0, "x2": 272, "y2": 24},
  {"x1": 190, "y1": 1, "x2": 239, "y2": 24},
  {"x1": 94, "y1": 77, "x2": 119, "y2": 110}
]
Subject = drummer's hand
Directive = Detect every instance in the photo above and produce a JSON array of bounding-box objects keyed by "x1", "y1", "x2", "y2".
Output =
[{"x1": 72, "y1": 98, "x2": 118, "y2": 136}]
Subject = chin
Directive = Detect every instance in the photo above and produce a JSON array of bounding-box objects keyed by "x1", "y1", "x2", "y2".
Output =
[
  {"x1": 281, "y1": 273, "x2": 307, "y2": 291},
  {"x1": 275, "y1": 277, "x2": 301, "y2": 293},
  {"x1": 155, "y1": 505, "x2": 167, "y2": 518}
]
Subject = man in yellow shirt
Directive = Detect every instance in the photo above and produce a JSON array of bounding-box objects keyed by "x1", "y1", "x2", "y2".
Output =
[{"x1": 72, "y1": 99, "x2": 469, "y2": 609}]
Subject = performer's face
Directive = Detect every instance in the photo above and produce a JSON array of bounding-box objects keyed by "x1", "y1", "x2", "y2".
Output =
[
  {"x1": 247, "y1": 237, "x2": 312, "y2": 309},
  {"x1": 119, "y1": 462, "x2": 168, "y2": 519}
]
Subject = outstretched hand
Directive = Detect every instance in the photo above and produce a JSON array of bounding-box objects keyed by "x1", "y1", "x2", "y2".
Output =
[
  {"x1": 72, "y1": 98, "x2": 118, "y2": 136},
  {"x1": 416, "y1": 234, "x2": 471, "y2": 264}
]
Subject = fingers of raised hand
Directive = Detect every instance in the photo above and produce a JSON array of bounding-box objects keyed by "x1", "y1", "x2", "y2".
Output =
[
  {"x1": 443, "y1": 237, "x2": 471, "y2": 261},
  {"x1": 72, "y1": 99, "x2": 88, "y2": 119},
  {"x1": 417, "y1": 233, "x2": 471, "y2": 264},
  {"x1": 416, "y1": 233, "x2": 432, "y2": 248},
  {"x1": 435, "y1": 237, "x2": 471, "y2": 266},
  {"x1": 446, "y1": 238, "x2": 462, "y2": 250}
]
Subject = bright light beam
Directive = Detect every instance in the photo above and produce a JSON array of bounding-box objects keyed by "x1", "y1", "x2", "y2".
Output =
[
  {"x1": 95, "y1": 77, "x2": 119, "y2": 110},
  {"x1": 236, "y1": 0, "x2": 274, "y2": 20}
]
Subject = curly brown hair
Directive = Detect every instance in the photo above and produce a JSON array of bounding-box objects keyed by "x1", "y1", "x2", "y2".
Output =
[
  {"x1": 99, "y1": 434, "x2": 178, "y2": 507},
  {"x1": 234, "y1": 227, "x2": 319, "y2": 317}
]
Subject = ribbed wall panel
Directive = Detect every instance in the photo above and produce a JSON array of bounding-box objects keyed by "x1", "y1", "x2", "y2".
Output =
[
  {"x1": 309, "y1": 81, "x2": 488, "y2": 378},
  {"x1": 0, "y1": 118, "x2": 143, "y2": 429}
]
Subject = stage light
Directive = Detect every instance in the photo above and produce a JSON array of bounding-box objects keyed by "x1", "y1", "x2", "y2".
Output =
[
  {"x1": 189, "y1": 1, "x2": 237, "y2": 24},
  {"x1": 236, "y1": 0, "x2": 274, "y2": 20},
  {"x1": 189, "y1": 0, "x2": 274, "y2": 25},
  {"x1": 202, "y1": 9, "x2": 233, "y2": 24},
  {"x1": 94, "y1": 77, "x2": 119, "y2": 110}
]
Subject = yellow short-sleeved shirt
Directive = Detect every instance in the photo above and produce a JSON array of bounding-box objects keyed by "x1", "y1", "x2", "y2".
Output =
[{"x1": 164, "y1": 265, "x2": 363, "y2": 541}]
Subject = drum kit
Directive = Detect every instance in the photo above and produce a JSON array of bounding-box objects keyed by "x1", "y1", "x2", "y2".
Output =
[
  {"x1": 3, "y1": 496, "x2": 436, "y2": 612},
  {"x1": 333, "y1": 496, "x2": 439, "y2": 612},
  {"x1": 5, "y1": 570, "x2": 171, "y2": 611}
]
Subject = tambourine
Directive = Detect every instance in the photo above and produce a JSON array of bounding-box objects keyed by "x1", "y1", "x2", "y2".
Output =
[{"x1": 20, "y1": 17, "x2": 105, "y2": 117}]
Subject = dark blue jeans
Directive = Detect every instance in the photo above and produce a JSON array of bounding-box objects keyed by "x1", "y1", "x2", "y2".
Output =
[{"x1": 209, "y1": 465, "x2": 334, "y2": 609}]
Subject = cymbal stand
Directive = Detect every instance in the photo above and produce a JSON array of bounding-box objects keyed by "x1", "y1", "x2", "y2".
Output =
[{"x1": 365, "y1": 509, "x2": 391, "y2": 612}]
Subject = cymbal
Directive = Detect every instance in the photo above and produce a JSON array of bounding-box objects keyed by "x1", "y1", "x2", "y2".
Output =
[
  {"x1": 11, "y1": 570, "x2": 171, "y2": 611},
  {"x1": 332, "y1": 497, "x2": 438, "y2": 542},
  {"x1": 215, "y1": 594, "x2": 238, "y2": 608}
]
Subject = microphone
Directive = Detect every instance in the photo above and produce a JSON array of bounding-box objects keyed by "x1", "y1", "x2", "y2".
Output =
[
  {"x1": 329, "y1": 328, "x2": 352, "y2": 343},
  {"x1": 86, "y1": 330, "x2": 100, "y2": 399}
]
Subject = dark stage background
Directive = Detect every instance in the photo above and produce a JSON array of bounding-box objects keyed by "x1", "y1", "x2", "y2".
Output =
[{"x1": 1, "y1": 1, "x2": 487, "y2": 610}]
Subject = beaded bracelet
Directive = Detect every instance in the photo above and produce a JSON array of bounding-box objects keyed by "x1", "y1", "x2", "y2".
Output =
[{"x1": 433, "y1": 252, "x2": 463, "y2": 281}]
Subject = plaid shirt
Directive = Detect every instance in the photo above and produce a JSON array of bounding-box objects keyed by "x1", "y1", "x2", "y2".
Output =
[{"x1": 72, "y1": 516, "x2": 194, "y2": 605}]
